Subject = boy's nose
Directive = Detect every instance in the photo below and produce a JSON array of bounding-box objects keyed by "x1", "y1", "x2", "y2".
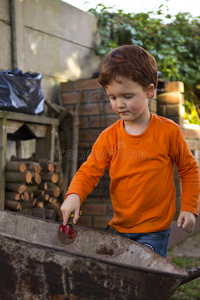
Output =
[{"x1": 117, "y1": 98, "x2": 125, "y2": 108}]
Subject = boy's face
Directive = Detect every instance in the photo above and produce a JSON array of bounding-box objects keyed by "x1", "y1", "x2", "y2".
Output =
[{"x1": 105, "y1": 76, "x2": 154, "y2": 125}]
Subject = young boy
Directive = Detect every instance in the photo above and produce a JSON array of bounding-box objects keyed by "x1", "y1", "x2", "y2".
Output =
[{"x1": 61, "y1": 45, "x2": 200, "y2": 257}]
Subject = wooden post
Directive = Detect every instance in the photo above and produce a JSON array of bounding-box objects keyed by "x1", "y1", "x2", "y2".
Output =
[
  {"x1": 35, "y1": 124, "x2": 58, "y2": 161},
  {"x1": 70, "y1": 91, "x2": 80, "y2": 179},
  {"x1": 0, "y1": 118, "x2": 7, "y2": 209}
]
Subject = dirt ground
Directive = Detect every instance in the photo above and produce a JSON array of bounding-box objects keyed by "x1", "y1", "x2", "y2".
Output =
[{"x1": 168, "y1": 230, "x2": 200, "y2": 258}]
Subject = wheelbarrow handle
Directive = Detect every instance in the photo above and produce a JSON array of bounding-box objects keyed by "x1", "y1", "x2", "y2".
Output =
[{"x1": 180, "y1": 265, "x2": 200, "y2": 285}]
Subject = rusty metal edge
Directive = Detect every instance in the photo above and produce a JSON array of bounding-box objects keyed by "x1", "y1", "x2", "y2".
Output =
[{"x1": 0, "y1": 210, "x2": 188, "y2": 281}]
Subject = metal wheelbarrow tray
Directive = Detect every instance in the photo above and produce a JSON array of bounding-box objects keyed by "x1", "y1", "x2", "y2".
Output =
[{"x1": 0, "y1": 210, "x2": 197, "y2": 300}]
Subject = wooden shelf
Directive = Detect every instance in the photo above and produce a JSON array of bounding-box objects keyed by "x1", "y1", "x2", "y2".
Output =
[{"x1": 0, "y1": 111, "x2": 60, "y2": 209}]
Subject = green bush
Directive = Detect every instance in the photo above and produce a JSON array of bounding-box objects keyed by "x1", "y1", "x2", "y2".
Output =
[{"x1": 89, "y1": 3, "x2": 200, "y2": 121}]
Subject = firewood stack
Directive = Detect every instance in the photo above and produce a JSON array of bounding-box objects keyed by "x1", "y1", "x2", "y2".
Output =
[{"x1": 5, "y1": 155, "x2": 64, "y2": 221}]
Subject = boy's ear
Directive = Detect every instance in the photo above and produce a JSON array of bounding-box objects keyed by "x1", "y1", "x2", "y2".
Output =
[{"x1": 147, "y1": 84, "x2": 155, "y2": 99}]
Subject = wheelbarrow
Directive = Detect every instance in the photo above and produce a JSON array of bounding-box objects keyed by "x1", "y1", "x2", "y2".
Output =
[{"x1": 0, "y1": 210, "x2": 199, "y2": 300}]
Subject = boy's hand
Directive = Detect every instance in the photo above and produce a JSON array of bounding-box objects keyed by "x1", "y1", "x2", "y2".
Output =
[
  {"x1": 177, "y1": 211, "x2": 196, "y2": 233},
  {"x1": 60, "y1": 194, "x2": 80, "y2": 226}
]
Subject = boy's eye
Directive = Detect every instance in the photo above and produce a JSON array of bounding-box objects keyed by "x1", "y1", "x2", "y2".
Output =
[
  {"x1": 124, "y1": 95, "x2": 133, "y2": 99},
  {"x1": 109, "y1": 96, "x2": 116, "y2": 100}
]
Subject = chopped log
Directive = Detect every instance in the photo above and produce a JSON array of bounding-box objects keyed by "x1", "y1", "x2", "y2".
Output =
[
  {"x1": 39, "y1": 160, "x2": 55, "y2": 172},
  {"x1": 45, "y1": 208, "x2": 57, "y2": 220},
  {"x1": 6, "y1": 161, "x2": 27, "y2": 173},
  {"x1": 35, "y1": 195, "x2": 45, "y2": 202},
  {"x1": 25, "y1": 161, "x2": 42, "y2": 173},
  {"x1": 44, "y1": 194, "x2": 50, "y2": 201},
  {"x1": 36, "y1": 201, "x2": 44, "y2": 208},
  {"x1": 32, "y1": 207, "x2": 46, "y2": 219},
  {"x1": 5, "y1": 191, "x2": 20, "y2": 201},
  {"x1": 20, "y1": 197, "x2": 35, "y2": 209},
  {"x1": 57, "y1": 175, "x2": 64, "y2": 188},
  {"x1": 26, "y1": 185, "x2": 38, "y2": 193},
  {"x1": 32, "y1": 198, "x2": 37, "y2": 207},
  {"x1": 45, "y1": 202, "x2": 62, "y2": 221},
  {"x1": 22, "y1": 191, "x2": 29, "y2": 201},
  {"x1": 19, "y1": 209, "x2": 32, "y2": 216},
  {"x1": 38, "y1": 182, "x2": 48, "y2": 190},
  {"x1": 19, "y1": 200, "x2": 29, "y2": 209},
  {"x1": 46, "y1": 182, "x2": 59, "y2": 190},
  {"x1": 5, "y1": 199, "x2": 22, "y2": 211},
  {"x1": 34, "y1": 190, "x2": 45, "y2": 197},
  {"x1": 45, "y1": 188, "x2": 60, "y2": 198},
  {"x1": 5, "y1": 183, "x2": 26, "y2": 194},
  {"x1": 43, "y1": 195, "x2": 50, "y2": 202},
  {"x1": 48, "y1": 161, "x2": 62, "y2": 173},
  {"x1": 32, "y1": 172, "x2": 42, "y2": 184},
  {"x1": 35, "y1": 194, "x2": 49, "y2": 202},
  {"x1": 49, "y1": 197, "x2": 58, "y2": 204},
  {"x1": 6, "y1": 171, "x2": 32, "y2": 183},
  {"x1": 45, "y1": 202, "x2": 58, "y2": 211},
  {"x1": 40, "y1": 172, "x2": 59, "y2": 183}
]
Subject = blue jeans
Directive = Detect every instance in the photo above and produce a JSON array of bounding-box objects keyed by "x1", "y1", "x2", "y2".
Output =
[{"x1": 114, "y1": 227, "x2": 172, "y2": 258}]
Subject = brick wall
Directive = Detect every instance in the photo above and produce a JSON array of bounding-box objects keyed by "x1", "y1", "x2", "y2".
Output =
[
  {"x1": 60, "y1": 78, "x2": 200, "y2": 229},
  {"x1": 157, "y1": 80, "x2": 200, "y2": 219}
]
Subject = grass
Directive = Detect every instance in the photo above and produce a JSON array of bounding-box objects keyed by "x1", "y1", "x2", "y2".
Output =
[{"x1": 168, "y1": 256, "x2": 200, "y2": 300}]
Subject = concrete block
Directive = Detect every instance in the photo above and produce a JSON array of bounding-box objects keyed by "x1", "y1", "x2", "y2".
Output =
[
  {"x1": 0, "y1": 0, "x2": 9, "y2": 20},
  {"x1": 169, "y1": 116, "x2": 184, "y2": 127},
  {"x1": 157, "y1": 105, "x2": 166, "y2": 116},
  {"x1": 0, "y1": 23, "x2": 12, "y2": 70},
  {"x1": 166, "y1": 104, "x2": 185, "y2": 116},
  {"x1": 157, "y1": 92, "x2": 184, "y2": 105},
  {"x1": 148, "y1": 98, "x2": 157, "y2": 113},
  {"x1": 165, "y1": 81, "x2": 184, "y2": 93},
  {"x1": 22, "y1": 0, "x2": 98, "y2": 48},
  {"x1": 24, "y1": 28, "x2": 100, "y2": 80}
]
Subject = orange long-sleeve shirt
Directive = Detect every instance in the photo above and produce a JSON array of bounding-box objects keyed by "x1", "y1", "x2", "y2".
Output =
[{"x1": 65, "y1": 113, "x2": 200, "y2": 233}]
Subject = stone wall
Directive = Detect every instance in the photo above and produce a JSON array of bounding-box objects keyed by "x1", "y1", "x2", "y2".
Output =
[{"x1": 0, "y1": 0, "x2": 101, "y2": 108}]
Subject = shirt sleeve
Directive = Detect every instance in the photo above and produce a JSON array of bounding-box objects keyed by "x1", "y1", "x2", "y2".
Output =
[
  {"x1": 169, "y1": 125, "x2": 200, "y2": 216},
  {"x1": 64, "y1": 132, "x2": 111, "y2": 203}
]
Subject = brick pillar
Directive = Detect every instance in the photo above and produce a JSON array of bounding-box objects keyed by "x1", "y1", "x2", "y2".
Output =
[{"x1": 157, "y1": 81, "x2": 185, "y2": 127}]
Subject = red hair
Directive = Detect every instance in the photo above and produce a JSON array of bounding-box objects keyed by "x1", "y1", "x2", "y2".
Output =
[{"x1": 98, "y1": 45, "x2": 158, "y2": 89}]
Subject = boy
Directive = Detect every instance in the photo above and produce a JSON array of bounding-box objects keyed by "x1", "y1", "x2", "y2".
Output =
[{"x1": 61, "y1": 45, "x2": 200, "y2": 257}]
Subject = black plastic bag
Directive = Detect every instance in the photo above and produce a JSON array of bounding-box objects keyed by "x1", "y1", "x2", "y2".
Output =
[{"x1": 0, "y1": 68, "x2": 44, "y2": 115}]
